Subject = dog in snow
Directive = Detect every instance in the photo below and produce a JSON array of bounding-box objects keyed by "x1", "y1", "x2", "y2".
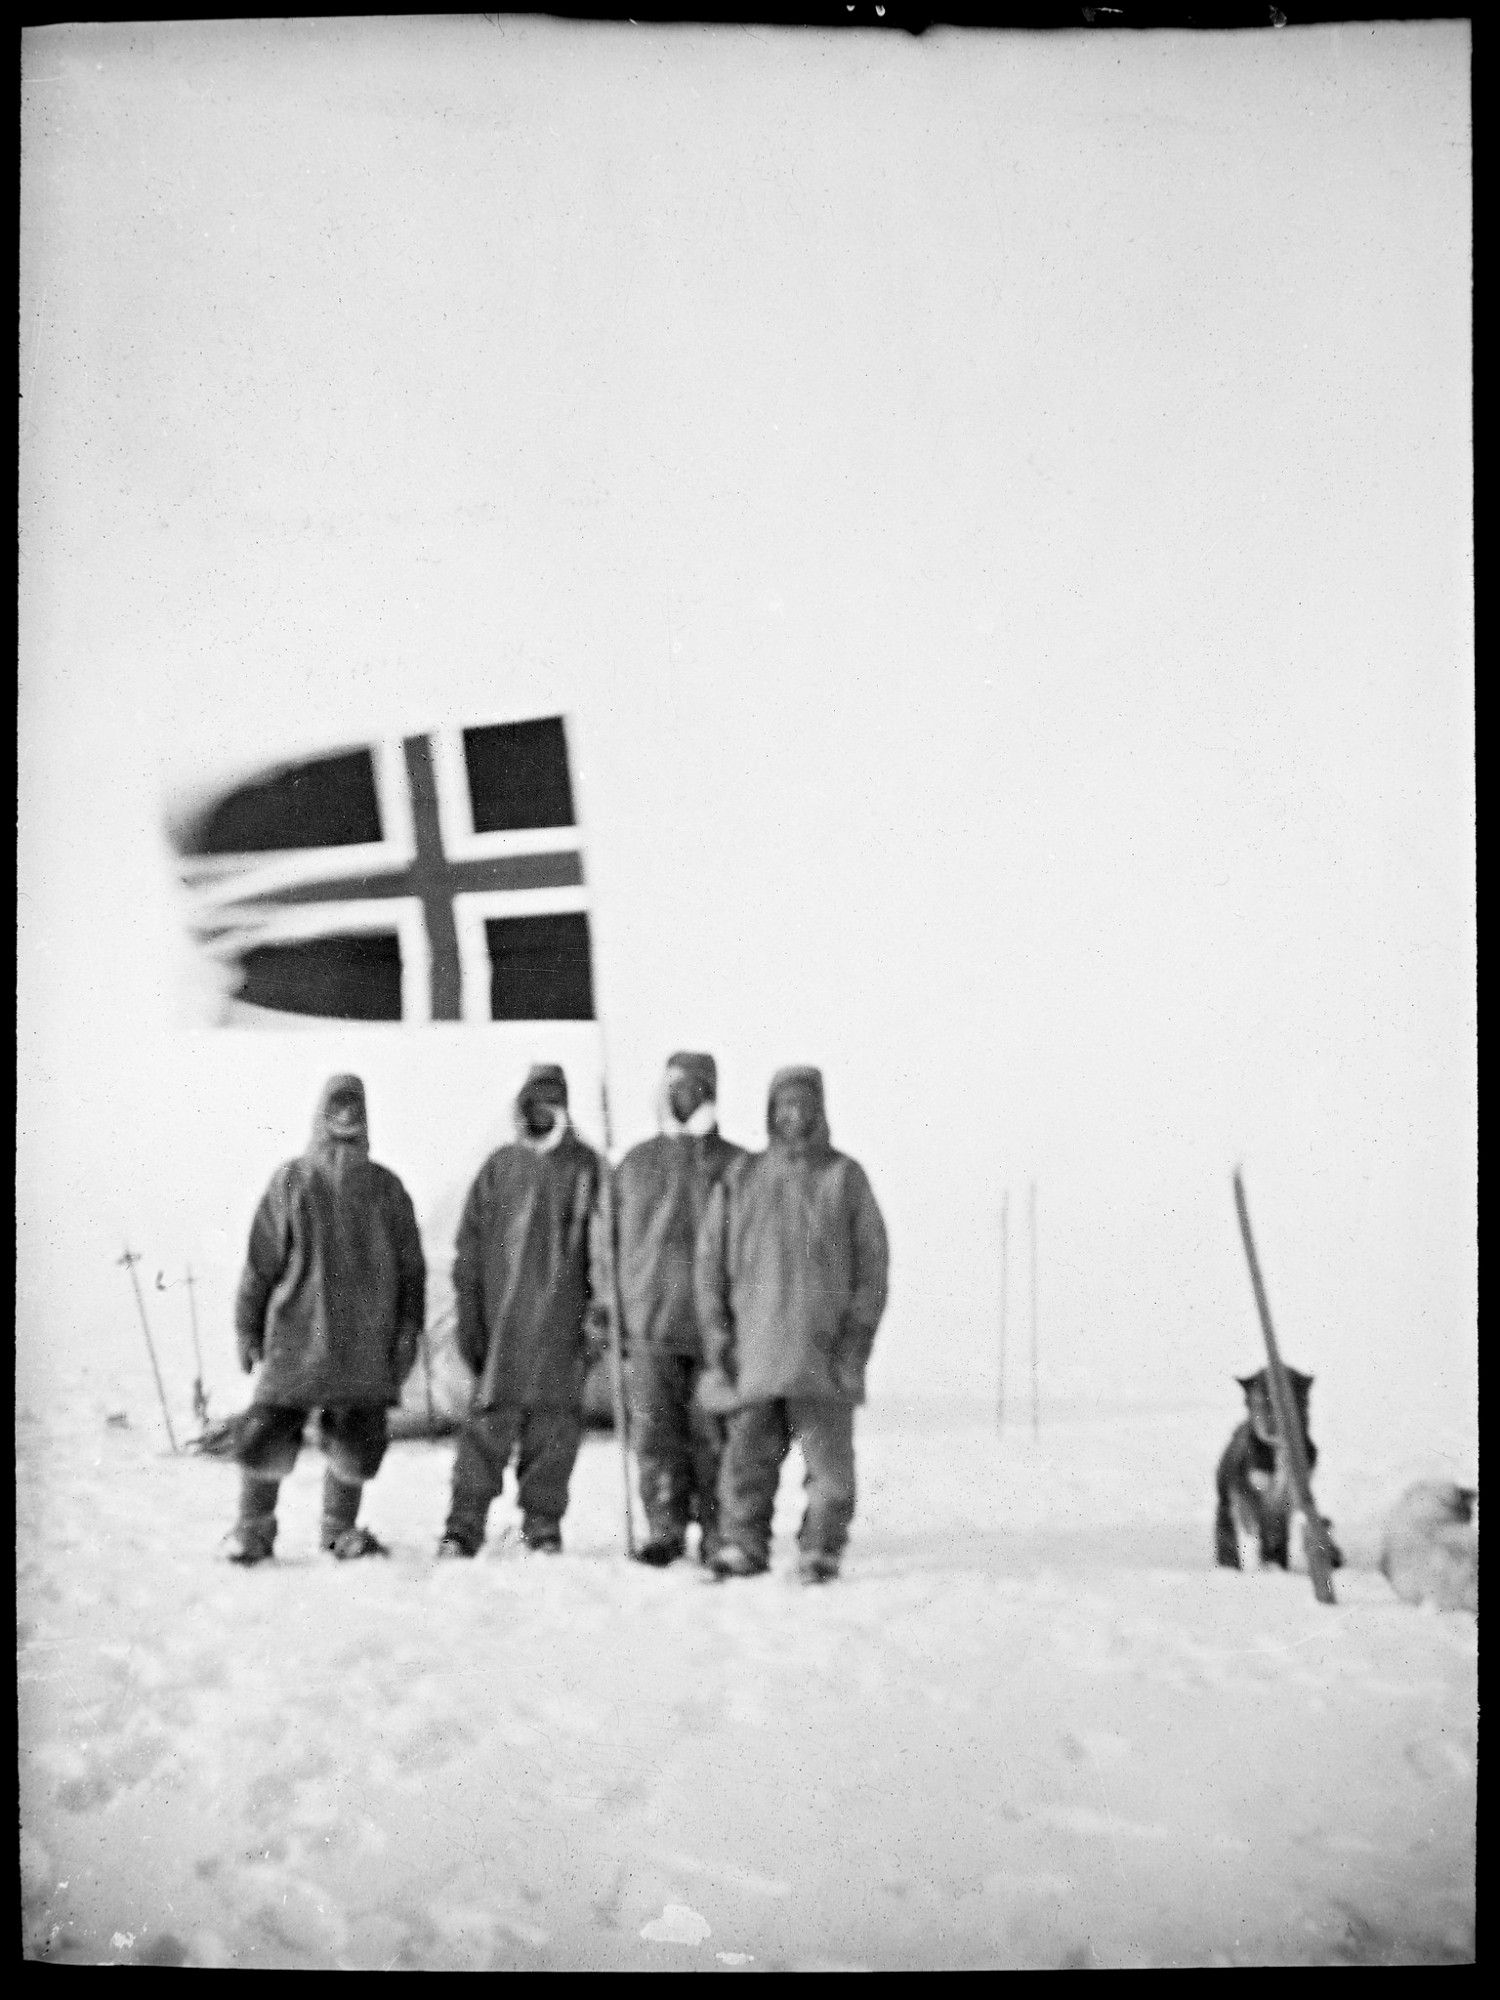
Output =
[
  {"x1": 1214, "y1": 1367, "x2": 1344, "y2": 1572},
  {"x1": 1379, "y1": 1481, "x2": 1477, "y2": 1613}
]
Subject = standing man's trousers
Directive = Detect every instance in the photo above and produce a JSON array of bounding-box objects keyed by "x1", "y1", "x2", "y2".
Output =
[
  {"x1": 444, "y1": 1404, "x2": 584, "y2": 1549},
  {"x1": 230, "y1": 1405, "x2": 390, "y2": 1552},
  {"x1": 717, "y1": 1399, "x2": 857, "y2": 1567},
  {"x1": 631, "y1": 1348, "x2": 725, "y2": 1553}
]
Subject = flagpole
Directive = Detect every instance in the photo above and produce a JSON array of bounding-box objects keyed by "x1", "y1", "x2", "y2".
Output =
[
  {"x1": 561, "y1": 710, "x2": 636, "y2": 1557},
  {"x1": 560, "y1": 709, "x2": 616, "y2": 1157}
]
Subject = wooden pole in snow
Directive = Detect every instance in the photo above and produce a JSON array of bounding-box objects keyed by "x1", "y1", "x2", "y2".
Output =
[
  {"x1": 119, "y1": 1247, "x2": 179, "y2": 1453},
  {"x1": 184, "y1": 1265, "x2": 206, "y2": 1424},
  {"x1": 1028, "y1": 1181, "x2": 1039, "y2": 1437},
  {"x1": 1232, "y1": 1169, "x2": 1337, "y2": 1606},
  {"x1": 156, "y1": 1263, "x2": 209, "y2": 1427}
]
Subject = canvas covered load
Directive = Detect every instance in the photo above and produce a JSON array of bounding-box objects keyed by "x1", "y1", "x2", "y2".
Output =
[{"x1": 390, "y1": 1285, "x2": 617, "y2": 1436}]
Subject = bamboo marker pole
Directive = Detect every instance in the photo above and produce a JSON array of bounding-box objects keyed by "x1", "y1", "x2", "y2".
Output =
[
  {"x1": 156, "y1": 1263, "x2": 209, "y2": 1427},
  {"x1": 184, "y1": 1265, "x2": 206, "y2": 1424},
  {"x1": 1028, "y1": 1180, "x2": 1039, "y2": 1437},
  {"x1": 120, "y1": 1248, "x2": 179, "y2": 1452},
  {"x1": 997, "y1": 1190, "x2": 1009, "y2": 1430}
]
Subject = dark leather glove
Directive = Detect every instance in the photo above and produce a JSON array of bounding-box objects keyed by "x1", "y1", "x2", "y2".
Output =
[{"x1": 236, "y1": 1330, "x2": 262, "y2": 1376}]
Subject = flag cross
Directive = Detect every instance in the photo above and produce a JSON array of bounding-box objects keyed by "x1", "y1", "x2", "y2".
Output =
[{"x1": 224, "y1": 734, "x2": 583, "y2": 1021}]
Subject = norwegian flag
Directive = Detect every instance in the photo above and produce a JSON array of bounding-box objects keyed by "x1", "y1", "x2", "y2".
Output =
[{"x1": 171, "y1": 718, "x2": 596, "y2": 1024}]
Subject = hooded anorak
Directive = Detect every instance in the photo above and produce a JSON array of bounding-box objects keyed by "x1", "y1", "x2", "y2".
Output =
[
  {"x1": 454, "y1": 1067, "x2": 603, "y2": 1411},
  {"x1": 235, "y1": 1075, "x2": 427, "y2": 1409},
  {"x1": 694, "y1": 1068, "x2": 889, "y2": 1410},
  {"x1": 595, "y1": 1054, "x2": 746, "y2": 1358}
]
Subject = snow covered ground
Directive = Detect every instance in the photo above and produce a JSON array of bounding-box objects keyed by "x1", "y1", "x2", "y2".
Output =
[{"x1": 18, "y1": 1370, "x2": 1475, "y2": 1970}]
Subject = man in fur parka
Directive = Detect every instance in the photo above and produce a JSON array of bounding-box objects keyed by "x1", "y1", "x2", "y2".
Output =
[
  {"x1": 225, "y1": 1074, "x2": 427, "y2": 1564},
  {"x1": 694, "y1": 1067, "x2": 889, "y2": 1584},
  {"x1": 593, "y1": 1052, "x2": 745, "y2": 1566},
  {"x1": 438, "y1": 1064, "x2": 603, "y2": 1557}
]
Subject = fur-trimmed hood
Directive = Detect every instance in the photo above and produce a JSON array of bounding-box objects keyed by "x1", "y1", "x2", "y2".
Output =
[
  {"x1": 305, "y1": 1074, "x2": 371, "y2": 1180},
  {"x1": 656, "y1": 1051, "x2": 720, "y2": 1136},
  {"x1": 513, "y1": 1063, "x2": 572, "y2": 1151},
  {"x1": 766, "y1": 1065, "x2": 831, "y2": 1155}
]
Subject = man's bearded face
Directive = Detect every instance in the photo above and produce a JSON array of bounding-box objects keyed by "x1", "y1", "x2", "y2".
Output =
[
  {"x1": 668, "y1": 1073, "x2": 711, "y2": 1125},
  {"x1": 771, "y1": 1085, "x2": 818, "y2": 1146},
  {"x1": 522, "y1": 1083, "x2": 566, "y2": 1137}
]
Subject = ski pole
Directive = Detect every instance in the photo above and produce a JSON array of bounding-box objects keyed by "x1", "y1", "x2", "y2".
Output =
[
  {"x1": 1232, "y1": 1170, "x2": 1337, "y2": 1606},
  {"x1": 157, "y1": 1264, "x2": 208, "y2": 1426},
  {"x1": 121, "y1": 1247, "x2": 179, "y2": 1453}
]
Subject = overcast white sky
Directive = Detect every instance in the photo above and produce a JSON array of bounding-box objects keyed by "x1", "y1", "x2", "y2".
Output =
[{"x1": 19, "y1": 18, "x2": 1472, "y2": 1437}]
